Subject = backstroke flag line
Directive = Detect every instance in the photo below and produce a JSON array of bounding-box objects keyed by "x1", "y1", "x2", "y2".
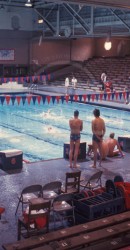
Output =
[{"x1": 0, "y1": 91, "x2": 129, "y2": 105}]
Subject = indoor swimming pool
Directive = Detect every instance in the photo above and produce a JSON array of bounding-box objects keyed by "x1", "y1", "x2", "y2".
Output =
[{"x1": 0, "y1": 99, "x2": 130, "y2": 162}]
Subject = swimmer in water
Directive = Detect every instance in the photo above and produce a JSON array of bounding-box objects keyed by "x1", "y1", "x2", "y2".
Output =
[
  {"x1": 44, "y1": 109, "x2": 51, "y2": 117},
  {"x1": 48, "y1": 126, "x2": 52, "y2": 132}
]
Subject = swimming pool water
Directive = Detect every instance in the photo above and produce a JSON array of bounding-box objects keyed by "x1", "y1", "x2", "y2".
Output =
[{"x1": 0, "y1": 100, "x2": 130, "y2": 162}]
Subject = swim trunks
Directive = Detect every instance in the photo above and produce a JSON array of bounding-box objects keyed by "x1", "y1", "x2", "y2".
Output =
[
  {"x1": 92, "y1": 134, "x2": 102, "y2": 143},
  {"x1": 70, "y1": 134, "x2": 80, "y2": 142}
]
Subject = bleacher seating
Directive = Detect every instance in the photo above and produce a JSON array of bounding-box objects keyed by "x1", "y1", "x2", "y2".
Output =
[
  {"x1": 47, "y1": 56, "x2": 130, "y2": 92},
  {"x1": 3, "y1": 211, "x2": 130, "y2": 250}
]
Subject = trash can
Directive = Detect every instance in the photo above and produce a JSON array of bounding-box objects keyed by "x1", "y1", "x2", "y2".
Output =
[{"x1": 0, "y1": 149, "x2": 23, "y2": 170}]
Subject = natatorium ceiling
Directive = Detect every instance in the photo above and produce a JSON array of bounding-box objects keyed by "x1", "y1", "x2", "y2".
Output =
[
  {"x1": 0, "y1": 0, "x2": 130, "y2": 39},
  {"x1": 0, "y1": 0, "x2": 130, "y2": 9}
]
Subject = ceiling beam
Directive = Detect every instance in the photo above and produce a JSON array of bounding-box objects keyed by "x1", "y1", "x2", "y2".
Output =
[
  {"x1": 63, "y1": 3, "x2": 90, "y2": 33},
  {"x1": 49, "y1": 0, "x2": 130, "y2": 10},
  {"x1": 110, "y1": 8, "x2": 130, "y2": 31},
  {"x1": 34, "y1": 8, "x2": 56, "y2": 34}
]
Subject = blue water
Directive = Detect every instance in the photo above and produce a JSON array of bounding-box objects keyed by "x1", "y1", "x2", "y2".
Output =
[{"x1": 0, "y1": 100, "x2": 130, "y2": 162}]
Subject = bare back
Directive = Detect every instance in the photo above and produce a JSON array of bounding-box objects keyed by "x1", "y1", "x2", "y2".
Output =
[
  {"x1": 106, "y1": 138, "x2": 118, "y2": 155},
  {"x1": 106, "y1": 138, "x2": 123, "y2": 156},
  {"x1": 92, "y1": 117, "x2": 105, "y2": 136},
  {"x1": 69, "y1": 118, "x2": 83, "y2": 134}
]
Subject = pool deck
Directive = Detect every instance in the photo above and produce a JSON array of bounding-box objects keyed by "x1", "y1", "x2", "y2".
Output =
[
  {"x1": 1, "y1": 153, "x2": 130, "y2": 249},
  {"x1": 0, "y1": 87, "x2": 130, "y2": 249}
]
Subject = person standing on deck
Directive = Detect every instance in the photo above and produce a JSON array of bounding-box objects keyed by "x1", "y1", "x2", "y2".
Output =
[
  {"x1": 65, "y1": 77, "x2": 69, "y2": 95},
  {"x1": 69, "y1": 110, "x2": 83, "y2": 168},
  {"x1": 101, "y1": 72, "x2": 107, "y2": 91},
  {"x1": 71, "y1": 76, "x2": 77, "y2": 89},
  {"x1": 91, "y1": 108, "x2": 106, "y2": 168}
]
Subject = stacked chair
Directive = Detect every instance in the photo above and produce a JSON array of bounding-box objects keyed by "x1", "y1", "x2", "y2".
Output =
[
  {"x1": 42, "y1": 181, "x2": 62, "y2": 201},
  {"x1": 52, "y1": 193, "x2": 75, "y2": 229},
  {"x1": 15, "y1": 184, "x2": 43, "y2": 215},
  {"x1": 52, "y1": 171, "x2": 81, "y2": 229},
  {"x1": 17, "y1": 198, "x2": 51, "y2": 240},
  {"x1": 16, "y1": 172, "x2": 81, "y2": 239},
  {"x1": 15, "y1": 173, "x2": 128, "y2": 241}
]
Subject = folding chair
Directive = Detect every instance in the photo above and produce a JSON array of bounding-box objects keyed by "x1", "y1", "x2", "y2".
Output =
[
  {"x1": 61, "y1": 170, "x2": 81, "y2": 194},
  {"x1": 18, "y1": 198, "x2": 51, "y2": 240},
  {"x1": 52, "y1": 193, "x2": 75, "y2": 229},
  {"x1": 15, "y1": 184, "x2": 43, "y2": 215},
  {"x1": 42, "y1": 181, "x2": 62, "y2": 200},
  {"x1": 80, "y1": 171, "x2": 103, "y2": 190}
]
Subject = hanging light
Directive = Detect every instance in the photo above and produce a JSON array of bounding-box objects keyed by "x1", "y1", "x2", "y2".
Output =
[
  {"x1": 104, "y1": 40, "x2": 112, "y2": 50},
  {"x1": 25, "y1": 0, "x2": 32, "y2": 7},
  {"x1": 104, "y1": 32, "x2": 112, "y2": 51}
]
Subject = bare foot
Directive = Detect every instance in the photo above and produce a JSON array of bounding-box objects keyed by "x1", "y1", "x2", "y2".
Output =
[
  {"x1": 67, "y1": 165, "x2": 73, "y2": 168},
  {"x1": 73, "y1": 164, "x2": 80, "y2": 168},
  {"x1": 90, "y1": 164, "x2": 96, "y2": 168}
]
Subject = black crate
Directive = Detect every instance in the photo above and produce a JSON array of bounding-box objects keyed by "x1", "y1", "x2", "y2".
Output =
[
  {"x1": 0, "y1": 149, "x2": 23, "y2": 170},
  {"x1": 74, "y1": 193, "x2": 125, "y2": 221},
  {"x1": 63, "y1": 141, "x2": 86, "y2": 160},
  {"x1": 118, "y1": 136, "x2": 130, "y2": 152}
]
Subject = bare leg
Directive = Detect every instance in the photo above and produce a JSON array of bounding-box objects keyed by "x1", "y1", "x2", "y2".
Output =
[
  {"x1": 73, "y1": 140, "x2": 80, "y2": 168},
  {"x1": 87, "y1": 144, "x2": 93, "y2": 156},
  {"x1": 109, "y1": 150, "x2": 119, "y2": 157},
  {"x1": 91, "y1": 141, "x2": 98, "y2": 168},
  {"x1": 97, "y1": 141, "x2": 103, "y2": 167},
  {"x1": 69, "y1": 141, "x2": 74, "y2": 167}
]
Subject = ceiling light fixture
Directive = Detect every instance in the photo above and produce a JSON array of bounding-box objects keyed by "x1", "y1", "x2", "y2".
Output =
[
  {"x1": 104, "y1": 40, "x2": 112, "y2": 51},
  {"x1": 104, "y1": 32, "x2": 112, "y2": 51},
  {"x1": 38, "y1": 19, "x2": 43, "y2": 24},
  {"x1": 25, "y1": 0, "x2": 32, "y2": 7}
]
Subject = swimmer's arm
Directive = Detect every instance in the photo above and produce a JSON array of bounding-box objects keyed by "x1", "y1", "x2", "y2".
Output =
[
  {"x1": 69, "y1": 119, "x2": 74, "y2": 130},
  {"x1": 92, "y1": 120, "x2": 96, "y2": 134},
  {"x1": 102, "y1": 122, "x2": 106, "y2": 137},
  {"x1": 80, "y1": 121, "x2": 83, "y2": 131},
  {"x1": 69, "y1": 120, "x2": 72, "y2": 129}
]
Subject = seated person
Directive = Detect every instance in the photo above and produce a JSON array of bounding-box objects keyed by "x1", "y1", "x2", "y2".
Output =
[
  {"x1": 105, "y1": 133, "x2": 124, "y2": 157},
  {"x1": 87, "y1": 141, "x2": 108, "y2": 160},
  {"x1": 87, "y1": 133, "x2": 124, "y2": 159}
]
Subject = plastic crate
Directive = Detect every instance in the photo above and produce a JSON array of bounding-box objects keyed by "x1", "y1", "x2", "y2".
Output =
[{"x1": 74, "y1": 192, "x2": 125, "y2": 221}]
